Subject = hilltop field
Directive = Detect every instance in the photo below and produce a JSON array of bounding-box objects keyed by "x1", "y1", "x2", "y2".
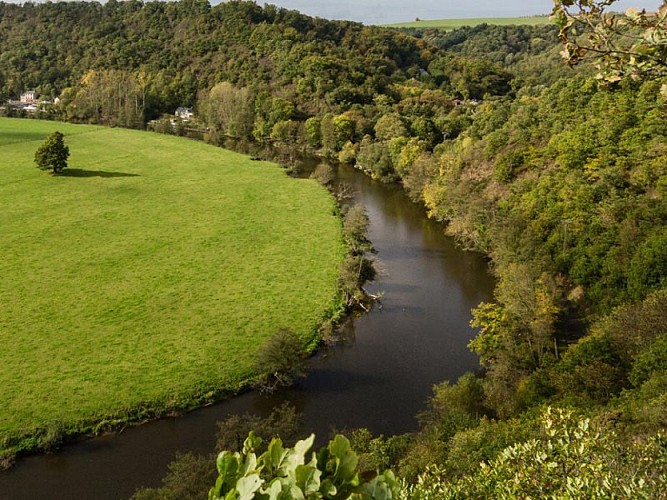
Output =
[
  {"x1": 0, "y1": 118, "x2": 344, "y2": 458},
  {"x1": 386, "y1": 15, "x2": 550, "y2": 29}
]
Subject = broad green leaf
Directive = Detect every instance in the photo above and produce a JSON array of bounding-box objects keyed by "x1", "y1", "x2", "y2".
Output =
[
  {"x1": 263, "y1": 479, "x2": 283, "y2": 500},
  {"x1": 237, "y1": 473, "x2": 263, "y2": 500},
  {"x1": 294, "y1": 434, "x2": 315, "y2": 463},
  {"x1": 319, "y1": 479, "x2": 337, "y2": 497},
  {"x1": 295, "y1": 457, "x2": 322, "y2": 496},
  {"x1": 208, "y1": 476, "x2": 224, "y2": 500},
  {"x1": 284, "y1": 434, "x2": 315, "y2": 473},
  {"x1": 329, "y1": 435, "x2": 359, "y2": 484},
  {"x1": 288, "y1": 483, "x2": 306, "y2": 500},
  {"x1": 316, "y1": 448, "x2": 330, "y2": 471},
  {"x1": 329, "y1": 435, "x2": 351, "y2": 460},
  {"x1": 216, "y1": 451, "x2": 241, "y2": 490},
  {"x1": 217, "y1": 451, "x2": 230, "y2": 475},
  {"x1": 265, "y1": 438, "x2": 288, "y2": 474},
  {"x1": 358, "y1": 473, "x2": 398, "y2": 500},
  {"x1": 244, "y1": 431, "x2": 263, "y2": 455},
  {"x1": 240, "y1": 452, "x2": 258, "y2": 477}
]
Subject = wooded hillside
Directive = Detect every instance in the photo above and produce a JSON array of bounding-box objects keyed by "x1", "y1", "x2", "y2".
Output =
[{"x1": 1, "y1": 1, "x2": 665, "y2": 495}]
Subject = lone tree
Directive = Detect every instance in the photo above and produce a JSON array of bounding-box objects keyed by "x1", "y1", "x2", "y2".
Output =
[{"x1": 34, "y1": 131, "x2": 70, "y2": 174}]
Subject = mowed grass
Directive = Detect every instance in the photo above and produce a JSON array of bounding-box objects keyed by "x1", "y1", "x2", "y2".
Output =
[
  {"x1": 0, "y1": 118, "x2": 344, "y2": 453},
  {"x1": 386, "y1": 16, "x2": 551, "y2": 30}
]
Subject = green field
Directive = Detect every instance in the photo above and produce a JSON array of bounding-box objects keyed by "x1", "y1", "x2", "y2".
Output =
[
  {"x1": 0, "y1": 118, "x2": 344, "y2": 456},
  {"x1": 386, "y1": 15, "x2": 550, "y2": 30}
]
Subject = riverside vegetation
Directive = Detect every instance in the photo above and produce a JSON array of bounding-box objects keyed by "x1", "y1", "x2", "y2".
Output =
[{"x1": 1, "y1": 0, "x2": 666, "y2": 496}]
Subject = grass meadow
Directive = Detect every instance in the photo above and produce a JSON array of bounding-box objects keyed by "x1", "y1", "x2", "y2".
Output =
[
  {"x1": 386, "y1": 16, "x2": 550, "y2": 30},
  {"x1": 0, "y1": 118, "x2": 344, "y2": 457}
]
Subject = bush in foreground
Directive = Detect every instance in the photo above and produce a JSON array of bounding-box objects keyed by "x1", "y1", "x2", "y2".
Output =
[
  {"x1": 408, "y1": 407, "x2": 667, "y2": 499},
  {"x1": 141, "y1": 406, "x2": 666, "y2": 499},
  {"x1": 209, "y1": 433, "x2": 401, "y2": 499}
]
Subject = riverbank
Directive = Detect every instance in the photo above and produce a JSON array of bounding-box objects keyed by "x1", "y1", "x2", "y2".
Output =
[
  {"x1": 0, "y1": 118, "x2": 346, "y2": 466},
  {"x1": 0, "y1": 158, "x2": 495, "y2": 499}
]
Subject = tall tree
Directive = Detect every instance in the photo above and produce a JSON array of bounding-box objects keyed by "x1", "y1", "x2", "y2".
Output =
[
  {"x1": 197, "y1": 82, "x2": 255, "y2": 142},
  {"x1": 34, "y1": 131, "x2": 70, "y2": 174},
  {"x1": 72, "y1": 70, "x2": 145, "y2": 127}
]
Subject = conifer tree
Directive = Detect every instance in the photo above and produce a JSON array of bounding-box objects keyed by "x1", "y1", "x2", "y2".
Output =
[{"x1": 34, "y1": 131, "x2": 70, "y2": 174}]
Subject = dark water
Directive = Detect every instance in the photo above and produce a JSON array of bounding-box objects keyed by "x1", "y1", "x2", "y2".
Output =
[{"x1": 0, "y1": 163, "x2": 494, "y2": 500}]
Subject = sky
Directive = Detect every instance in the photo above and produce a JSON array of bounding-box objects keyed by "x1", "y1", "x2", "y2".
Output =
[
  {"x1": 235, "y1": 0, "x2": 664, "y2": 25},
  {"x1": 1, "y1": 0, "x2": 663, "y2": 24}
]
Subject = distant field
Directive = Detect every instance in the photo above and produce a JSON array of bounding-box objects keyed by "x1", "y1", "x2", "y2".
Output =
[
  {"x1": 0, "y1": 118, "x2": 344, "y2": 456},
  {"x1": 386, "y1": 16, "x2": 551, "y2": 30}
]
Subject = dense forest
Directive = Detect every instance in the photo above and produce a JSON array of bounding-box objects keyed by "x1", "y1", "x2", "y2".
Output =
[{"x1": 1, "y1": 0, "x2": 665, "y2": 496}]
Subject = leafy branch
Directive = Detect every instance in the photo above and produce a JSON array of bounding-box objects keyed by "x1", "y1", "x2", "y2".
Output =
[{"x1": 552, "y1": 0, "x2": 667, "y2": 82}]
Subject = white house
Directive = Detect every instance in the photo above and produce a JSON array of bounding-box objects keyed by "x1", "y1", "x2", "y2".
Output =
[
  {"x1": 175, "y1": 107, "x2": 194, "y2": 121},
  {"x1": 20, "y1": 90, "x2": 38, "y2": 103}
]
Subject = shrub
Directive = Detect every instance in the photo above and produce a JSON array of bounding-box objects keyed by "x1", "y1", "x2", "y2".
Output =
[
  {"x1": 493, "y1": 150, "x2": 526, "y2": 183},
  {"x1": 209, "y1": 433, "x2": 401, "y2": 499},
  {"x1": 595, "y1": 289, "x2": 667, "y2": 362},
  {"x1": 339, "y1": 255, "x2": 376, "y2": 309},
  {"x1": 348, "y1": 429, "x2": 411, "y2": 473},
  {"x1": 37, "y1": 421, "x2": 66, "y2": 452},
  {"x1": 310, "y1": 162, "x2": 335, "y2": 187},
  {"x1": 399, "y1": 373, "x2": 488, "y2": 481},
  {"x1": 343, "y1": 204, "x2": 372, "y2": 255},
  {"x1": 408, "y1": 408, "x2": 667, "y2": 499},
  {"x1": 215, "y1": 402, "x2": 302, "y2": 454},
  {"x1": 443, "y1": 415, "x2": 538, "y2": 479},
  {"x1": 419, "y1": 373, "x2": 486, "y2": 432},
  {"x1": 338, "y1": 141, "x2": 359, "y2": 164},
  {"x1": 629, "y1": 335, "x2": 667, "y2": 387},
  {"x1": 305, "y1": 117, "x2": 322, "y2": 147},
  {"x1": 552, "y1": 335, "x2": 627, "y2": 403},
  {"x1": 357, "y1": 137, "x2": 397, "y2": 182},
  {"x1": 253, "y1": 328, "x2": 308, "y2": 393},
  {"x1": 132, "y1": 452, "x2": 215, "y2": 500},
  {"x1": 628, "y1": 230, "x2": 667, "y2": 299}
]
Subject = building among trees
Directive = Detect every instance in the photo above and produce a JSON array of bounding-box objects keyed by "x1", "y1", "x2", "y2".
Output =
[
  {"x1": 175, "y1": 107, "x2": 194, "y2": 121},
  {"x1": 20, "y1": 90, "x2": 38, "y2": 103}
]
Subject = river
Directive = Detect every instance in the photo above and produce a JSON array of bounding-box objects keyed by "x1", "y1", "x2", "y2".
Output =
[{"x1": 0, "y1": 162, "x2": 494, "y2": 499}]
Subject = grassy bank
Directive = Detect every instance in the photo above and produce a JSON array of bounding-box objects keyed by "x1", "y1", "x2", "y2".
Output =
[
  {"x1": 0, "y1": 118, "x2": 345, "y2": 460},
  {"x1": 385, "y1": 16, "x2": 550, "y2": 30}
]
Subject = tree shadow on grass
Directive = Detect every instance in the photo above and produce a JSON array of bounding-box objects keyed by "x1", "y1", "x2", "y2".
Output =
[{"x1": 61, "y1": 168, "x2": 139, "y2": 178}]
